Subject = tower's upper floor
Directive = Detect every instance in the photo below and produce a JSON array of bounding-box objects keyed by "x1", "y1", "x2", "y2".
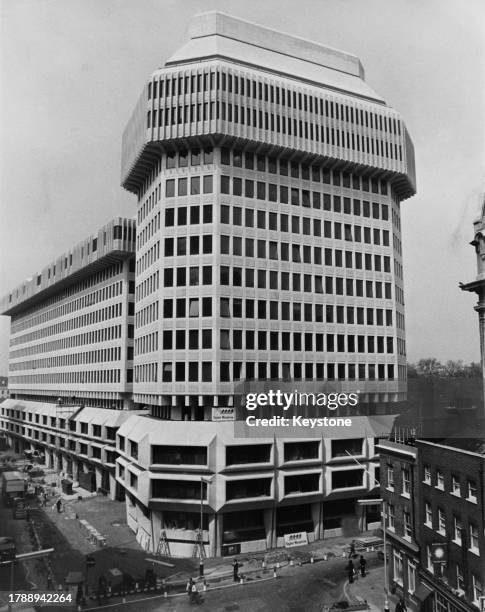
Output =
[{"x1": 121, "y1": 11, "x2": 416, "y2": 199}]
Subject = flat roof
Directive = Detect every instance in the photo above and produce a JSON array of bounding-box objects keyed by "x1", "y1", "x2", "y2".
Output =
[{"x1": 1, "y1": 217, "x2": 135, "y2": 317}]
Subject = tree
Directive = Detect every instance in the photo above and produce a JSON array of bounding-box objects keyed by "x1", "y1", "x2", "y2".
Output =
[{"x1": 415, "y1": 358, "x2": 443, "y2": 377}]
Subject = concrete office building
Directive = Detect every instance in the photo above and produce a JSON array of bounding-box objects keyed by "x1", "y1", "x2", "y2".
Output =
[
  {"x1": 0, "y1": 217, "x2": 140, "y2": 498},
  {"x1": 117, "y1": 12, "x2": 416, "y2": 556}
]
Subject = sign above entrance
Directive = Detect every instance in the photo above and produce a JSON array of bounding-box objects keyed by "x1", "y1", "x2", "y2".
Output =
[
  {"x1": 212, "y1": 408, "x2": 235, "y2": 421},
  {"x1": 284, "y1": 532, "x2": 308, "y2": 548}
]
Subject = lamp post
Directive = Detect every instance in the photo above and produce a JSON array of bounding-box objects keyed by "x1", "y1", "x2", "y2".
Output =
[{"x1": 199, "y1": 476, "x2": 213, "y2": 577}]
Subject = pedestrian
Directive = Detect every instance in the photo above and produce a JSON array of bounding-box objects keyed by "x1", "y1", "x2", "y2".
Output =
[
  {"x1": 395, "y1": 598, "x2": 407, "y2": 612},
  {"x1": 186, "y1": 578, "x2": 193, "y2": 603},
  {"x1": 190, "y1": 581, "x2": 202, "y2": 605},
  {"x1": 56, "y1": 498, "x2": 62, "y2": 513},
  {"x1": 346, "y1": 559, "x2": 355, "y2": 584},
  {"x1": 348, "y1": 539, "x2": 356, "y2": 558},
  {"x1": 233, "y1": 559, "x2": 239, "y2": 582},
  {"x1": 359, "y1": 554, "x2": 367, "y2": 577}
]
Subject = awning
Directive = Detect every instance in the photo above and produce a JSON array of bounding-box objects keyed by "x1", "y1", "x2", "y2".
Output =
[{"x1": 415, "y1": 583, "x2": 434, "y2": 601}]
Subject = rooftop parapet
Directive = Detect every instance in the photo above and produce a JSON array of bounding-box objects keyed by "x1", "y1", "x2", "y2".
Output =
[{"x1": 1, "y1": 217, "x2": 136, "y2": 317}]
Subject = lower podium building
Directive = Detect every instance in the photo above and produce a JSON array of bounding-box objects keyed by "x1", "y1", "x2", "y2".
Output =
[{"x1": 115, "y1": 414, "x2": 391, "y2": 556}]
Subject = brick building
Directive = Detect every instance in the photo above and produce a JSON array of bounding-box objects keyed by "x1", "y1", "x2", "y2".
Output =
[{"x1": 416, "y1": 439, "x2": 484, "y2": 612}]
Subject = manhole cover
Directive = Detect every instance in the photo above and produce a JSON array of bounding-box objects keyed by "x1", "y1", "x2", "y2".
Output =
[{"x1": 225, "y1": 605, "x2": 240, "y2": 611}]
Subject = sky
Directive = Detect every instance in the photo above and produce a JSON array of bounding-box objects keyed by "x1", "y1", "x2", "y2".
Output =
[{"x1": 0, "y1": 0, "x2": 484, "y2": 376}]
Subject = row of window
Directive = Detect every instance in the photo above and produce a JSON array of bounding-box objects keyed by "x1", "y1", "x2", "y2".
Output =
[
  {"x1": 164, "y1": 204, "x2": 213, "y2": 226},
  {"x1": 220, "y1": 175, "x2": 391, "y2": 220},
  {"x1": 423, "y1": 466, "x2": 477, "y2": 502},
  {"x1": 423, "y1": 502, "x2": 479, "y2": 551},
  {"x1": 219, "y1": 205, "x2": 392, "y2": 247},
  {"x1": 158, "y1": 361, "x2": 396, "y2": 383},
  {"x1": 9, "y1": 369, "x2": 123, "y2": 385},
  {"x1": 9, "y1": 347, "x2": 123, "y2": 372},
  {"x1": 219, "y1": 236, "x2": 392, "y2": 272},
  {"x1": 148, "y1": 70, "x2": 400, "y2": 136},
  {"x1": 218, "y1": 267, "x2": 393, "y2": 299},
  {"x1": 9, "y1": 325, "x2": 124, "y2": 360},
  {"x1": 10, "y1": 262, "x2": 128, "y2": 337},
  {"x1": 166, "y1": 175, "x2": 213, "y2": 197},
  {"x1": 160, "y1": 297, "x2": 398, "y2": 330},
  {"x1": 220, "y1": 148, "x2": 394, "y2": 189},
  {"x1": 11, "y1": 303, "x2": 125, "y2": 348},
  {"x1": 148, "y1": 101, "x2": 402, "y2": 161}
]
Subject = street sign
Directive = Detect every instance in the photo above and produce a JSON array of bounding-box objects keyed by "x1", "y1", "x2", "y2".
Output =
[{"x1": 284, "y1": 532, "x2": 308, "y2": 548}]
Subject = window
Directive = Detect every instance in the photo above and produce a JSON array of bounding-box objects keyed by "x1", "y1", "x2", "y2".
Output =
[
  {"x1": 436, "y1": 470, "x2": 444, "y2": 490},
  {"x1": 425, "y1": 502, "x2": 432, "y2": 527},
  {"x1": 407, "y1": 563, "x2": 416, "y2": 594},
  {"x1": 451, "y1": 475, "x2": 461, "y2": 496},
  {"x1": 467, "y1": 480, "x2": 478, "y2": 503},
  {"x1": 393, "y1": 550, "x2": 403, "y2": 586},
  {"x1": 453, "y1": 516, "x2": 462, "y2": 545},
  {"x1": 469, "y1": 523, "x2": 479, "y2": 553},
  {"x1": 387, "y1": 465, "x2": 394, "y2": 490},
  {"x1": 473, "y1": 575, "x2": 482, "y2": 604},
  {"x1": 438, "y1": 508, "x2": 446, "y2": 535},
  {"x1": 426, "y1": 545, "x2": 434, "y2": 573},
  {"x1": 387, "y1": 503, "x2": 395, "y2": 531},
  {"x1": 449, "y1": 568, "x2": 462, "y2": 597},
  {"x1": 403, "y1": 510, "x2": 412, "y2": 539},
  {"x1": 423, "y1": 465, "x2": 431, "y2": 485},
  {"x1": 402, "y1": 468, "x2": 410, "y2": 497}
]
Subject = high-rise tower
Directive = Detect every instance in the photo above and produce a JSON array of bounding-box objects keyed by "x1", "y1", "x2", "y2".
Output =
[
  {"x1": 117, "y1": 12, "x2": 416, "y2": 555},
  {"x1": 121, "y1": 11, "x2": 415, "y2": 417}
]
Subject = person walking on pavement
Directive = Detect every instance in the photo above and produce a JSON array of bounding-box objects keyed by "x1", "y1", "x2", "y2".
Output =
[
  {"x1": 359, "y1": 554, "x2": 367, "y2": 577},
  {"x1": 186, "y1": 578, "x2": 193, "y2": 603},
  {"x1": 56, "y1": 498, "x2": 62, "y2": 513},
  {"x1": 395, "y1": 598, "x2": 407, "y2": 612},
  {"x1": 346, "y1": 559, "x2": 355, "y2": 583},
  {"x1": 348, "y1": 539, "x2": 356, "y2": 558},
  {"x1": 233, "y1": 559, "x2": 239, "y2": 582}
]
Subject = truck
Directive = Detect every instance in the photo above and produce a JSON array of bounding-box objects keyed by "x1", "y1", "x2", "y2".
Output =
[{"x1": 1, "y1": 471, "x2": 25, "y2": 506}]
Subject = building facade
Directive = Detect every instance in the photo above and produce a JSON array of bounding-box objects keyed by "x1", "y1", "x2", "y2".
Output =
[
  {"x1": 0, "y1": 217, "x2": 136, "y2": 409},
  {"x1": 115, "y1": 11, "x2": 416, "y2": 555},
  {"x1": 121, "y1": 10, "x2": 415, "y2": 416},
  {"x1": 0, "y1": 218, "x2": 139, "y2": 499},
  {"x1": 378, "y1": 440, "x2": 421, "y2": 609},
  {"x1": 416, "y1": 440, "x2": 484, "y2": 612}
]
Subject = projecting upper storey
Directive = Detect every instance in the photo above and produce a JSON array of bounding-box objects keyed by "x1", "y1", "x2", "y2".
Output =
[
  {"x1": 121, "y1": 11, "x2": 416, "y2": 199},
  {"x1": 0, "y1": 218, "x2": 135, "y2": 317}
]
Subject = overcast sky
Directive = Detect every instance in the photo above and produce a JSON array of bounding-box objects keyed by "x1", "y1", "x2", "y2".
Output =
[{"x1": 0, "y1": 0, "x2": 484, "y2": 376}]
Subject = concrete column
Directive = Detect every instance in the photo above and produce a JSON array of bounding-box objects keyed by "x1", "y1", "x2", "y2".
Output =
[
  {"x1": 209, "y1": 513, "x2": 222, "y2": 557},
  {"x1": 108, "y1": 472, "x2": 117, "y2": 501},
  {"x1": 95, "y1": 467, "x2": 103, "y2": 490},
  {"x1": 72, "y1": 459, "x2": 79, "y2": 481},
  {"x1": 61, "y1": 455, "x2": 68, "y2": 473},
  {"x1": 264, "y1": 507, "x2": 276, "y2": 550},
  {"x1": 53, "y1": 452, "x2": 60, "y2": 472},
  {"x1": 311, "y1": 501, "x2": 324, "y2": 541}
]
